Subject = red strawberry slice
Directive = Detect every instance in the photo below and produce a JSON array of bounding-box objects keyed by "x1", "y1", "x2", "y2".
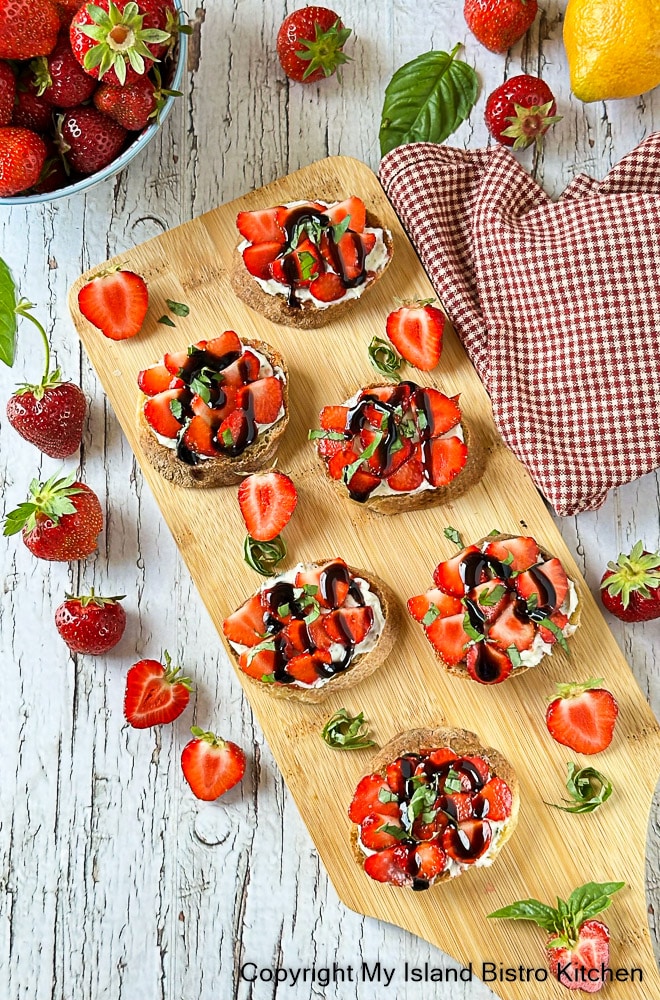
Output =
[
  {"x1": 413, "y1": 842, "x2": 447, "y2": 882},
  {"x1": 515, "y1": 558, "x2": 569, "y2": 613},
  {"x1": 218, "y1": 409, "x2": 248, "y2": 452},
  {"x1": 468, "y1": 579, "x2": 508, "y2": 622},
  {"x1": 191, "y1": 393, "x2": 224, "y2": 427},
  {"x1": 360, "y1": 812, "x2": 405, "y2": 851},
  {"x1": 236, "y1": 207, "x2": 286, "y2": 245},
  {"x1": 237, "y1": 470, "x2": 298, "y2": 542},
  {"x1": 387, "y1": 452, "x2": 424, "y2": 492},
  {"x1": 181, "y1": 416, "x2": 217, "y2": 457},
  {"x1": 223, "y1": 594, "x2": 266, "y2": 647},
  {"x1": 306, "y1": 615, "x2": 335, "y2": 652},
  {"x1": 238, "y1": 647, "x2": 277, "y2": 680},
  {"x1": 442, "y1": 819, "x2": 492, "y2": 863},
  {"x1": 364, "y1": 845, "x2": 414, "y2": 887},
  {"x1": 428, "y1": 748, "x2": 459, "y2": 768},
  {"x1": 212, "y1": 384, "x2": 238, "y2": 420},
  {"x1": 286, "y1": 651, "x2": 330, "y2": 684},
  {"x1": 270, "y1": 238, "x2": 321, "y2": 286},
  {"x1": 365, "y1": 385, "x2": 399, "y2": 403},
  {"x1": 382, "y1": 437, "x2": 414, "y2": 477},
  {"x1": 283, "y1": 619, "x2": 312, "y2": 654},
  {"x1": 426, "y1": 435, "x2": 468, "y2": 487},
  {"x1": 425, "y1": 612, "x2": 471, "y2": 665},
  {"x1": 124, "y1": 654, "x2": 192, "y2": 729},
  {"x1": 484, "y1": 535, "x2": 541, "y2": 572},
  {"x1": 323, "y1": 606, "x2": 374, "y2": 645},
  {"x1": 385, "y1": 301, "x2": 445, "y2": 371},
  {"x1": 163, "y1": 347, "x2": 196, "y2": 376},
  {"x1": 538, "y1": 610, "x2": 569, "y2": 645},
  {"x1": 204, "y1": 330, "x2": 242, "y2": 361},
  {"x1": 348, "y1": 773, "x2": 400, "y2": 823},
  {"x1": 295, "y1": 559, "x2": 350, "y2": 609},
  {"x1": 546, "y1": 679, "x2": 619, "y2": 754},
  {"x1": 332, "y1": 231, "x2": 367, "y2": 282},
  {"x1": 242, "y1": 240, "x2": 284, "y2": 280},
  {"x1": 479, "y1": 777, "x2": 512, "y2": 821},
  {"x1": 385, "y1": 753, "x2": 422, "y2": 796},
  {"x1": 437, "y1": 792, "x2": 474, "y2": 822},
  {"x1": 237, "y1": 376, "x2": 283, "y2": 424},
  {"x1": 346, "y1": 466, "x2": 381, "y2": 500},
  {"x1": 325, "y1": 196, "x2": 366, "y2": 233},
  {"x1": 416, "y1": 389, "x2": 461, "y2": 437},
  {"x1": 407, "y1": 588, "x2": 463, "y2": 623},
  {"x1": 465, "y1": 642, "x2": 514, "y2": 684},
  {"x1": 320, "y1": 405, "x2": 349, "y2": 432},
  {"x1": 143, "y1": 388, "x2": 187, "y2": 438},
  {"x1": 181, "y1": 730, "x2": 246, "y2": 801},
  {"x1": 433, "y1": 545, "x2": 481, "y2": 597},
  {"x1": 460, "y1": 755, "x2": 491, "y2": 785},
  {"x1": 138, "y1": 364, "x2": 183, "y2": 396},
  {"x1": 317, "y1": 436, "x2": 346, "y2": 460},
  {"x1": 547, "y1": 919, "x2": 610, "y2": 993},
  {"x1": 78, "y1": 268, "x2": 148, "y2": 341},
  {"x1": 487, "y1": 596, "x2": 535, "y2": 651},
  {"x1": 221, "y1": 352, "x2": 262, "y2": 388},
  {"x1": 323, "y1": 449, "x2": 357, "y2": 481},
  {"x1": 309, "y1": 272, "x2": 346, "y2": 302}
]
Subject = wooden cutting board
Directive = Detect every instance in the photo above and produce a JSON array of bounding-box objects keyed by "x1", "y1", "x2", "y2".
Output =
[{"x1": 68, "y1": 156, "x2": 660, "y2": 1000}]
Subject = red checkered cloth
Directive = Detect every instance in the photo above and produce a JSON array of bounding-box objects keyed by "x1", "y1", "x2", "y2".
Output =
[{"x1": 379, "y1": 134, "x2": 660, "y2": 516}]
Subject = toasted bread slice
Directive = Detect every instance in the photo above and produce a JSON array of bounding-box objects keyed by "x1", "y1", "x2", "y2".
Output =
[
  {"x1": 225, "y1": 561, "x2": 402, "y2": 704},
  {"x1": 137, "y1": 338, "x2": 289, "y2": 489},
  {"x1": 229, "y1": 209, "x2": 394, "y2": 329},
  {"x1": 350, "y1": 726, "x2": 519, "y2": 886}
]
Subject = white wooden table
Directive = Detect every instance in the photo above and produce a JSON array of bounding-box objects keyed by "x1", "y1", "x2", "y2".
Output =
[{"x1": 1, "y1": 3, "x2": 659, "y2": 998}]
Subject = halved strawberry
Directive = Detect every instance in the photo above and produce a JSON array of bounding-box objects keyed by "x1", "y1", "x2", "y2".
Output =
[
  {"x1": 237, "y1": 470, "x2": 298, "y2": 542},
  {"x1": 295, "y1": 559, "x2": 350, "y2": 609},
  {"x1": 223, "y1": 594, "x2": 266, "y2": 647},
  {"x1": 479, "y1": 777, "x2": 512, "y2": 820},
  {"x1": 332, "y1": 231, "x2": 367, "y2": 282},
  {"x1": 181, "y1": 416, "x2": 217, "y2": 457},
  {"x1": 320, "y1": 405, "x2": 349, "y2": 432},
  {"x1": 325, "y1": 196, "x2": 366, "y2": 233},
  {"x1": 487, "y1": 596, "x2": 535, "y2": 652},
  {"x1": 425, "y1": 613, "x2": 471, "y2": 665},
  {"x1": 238, "y1": 647, "x2": 277, "y2": 680},
  {"x1": 433, "y1": 545, "x2": 481, "y2": 597},
  {"x1": 243, "y1": 241, "x2": 284, "y2": 280},
  {"x1": 426, "y1": 436, "x2": 468, "y2": 487},
  {"x1": 348, "y1": 773, "x2": 400, "y2": 823},
  {"x1": 217, "y1": 409, "x2": 248, "y2": 452},
  {"x1": 309, "y1": 272, "x2": 346, "y2": 302},
  {"x1": 468, "y1": 579, "x2": 508, "y2": 622},
  {"x1": 78, "y1": 268, "x2": 148, "y2": 341},
  {"x1": 385, "y1": 301, "x2": 445, "y2": 371},
  {"x1": 413, "y1": 842, "x2": 447, "y2": 881},
  {"x1": 204, "y1": 330, "x2": 242, "y2": 361},
  {"x1": 465, "y1": 642, "x2": 513, "y2": 684},
  {"x1": 442, "y1": 819, "x2": 492, "y2": 863},
  {"x1": 407, "y1": 588, "x2": 463, "y2": 623},
  {"x1": 286, "y1": 651, "x2": 330, "y2": 684},
  {"x1": 416, "y1": 389, "x2": 461, "y2": 437},
  {"x1": 306, "y1": 615, "x2": 335, "y2": 652},
  {"x1": 124, "y1": 654, "x2": 192, "y2": 729},
  {"x1": 546, "y1": 679, "x2": 619, "y2": 755},
  {"x1": 236, "y1": 207, "x2": 287, "y2": 245},
  {"x1": 484, "y1": 535, "x2": 541, "y2": 573},
  {"x1": 437, "y1": 792, "x2": 474, "y2": 822},
  {"x1": 382, "y1": 437, "x2": 414, "y2": 477},
  {"x1": 364, "y1": 845, "x2": 414, "y2": 887},
  {"x1": 143, "y1": 388, "x2": 187, "y2": 438},
  {"x1": 386, "y1": 754, "x2": 421, "y2": 796},
  {"x1": 538, "y1": 610, "x2": 569, "y2": 645},
  {"x1": 387, "y1": 453, "x2": 423, "y2": 492},
  {"x1": 360, "y1": 812, "x2": 405, "y2": 851},
  {"x1": 323, "y1": 606, "x2": 374, "y2": 645},
  {"x1": 237, "y1": 376, "x2": 283, "y2": 424},
  {"x1": 138, "y1": 364, "x2": 183, "y2": 396}
]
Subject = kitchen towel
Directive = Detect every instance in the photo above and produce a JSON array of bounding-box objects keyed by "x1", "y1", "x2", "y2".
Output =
[{"x1": 379, "y1": 134, "x2": 660, "y2": 516}]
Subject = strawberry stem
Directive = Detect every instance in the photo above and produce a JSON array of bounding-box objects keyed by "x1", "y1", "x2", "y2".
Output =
[{"x1": 14, "y1": 298, "x2": 51, "y2": 384}]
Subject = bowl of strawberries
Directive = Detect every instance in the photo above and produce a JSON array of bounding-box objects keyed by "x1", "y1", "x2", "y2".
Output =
[{"x1": 0, "y1": 0, "x2": 187, "y2": 203}]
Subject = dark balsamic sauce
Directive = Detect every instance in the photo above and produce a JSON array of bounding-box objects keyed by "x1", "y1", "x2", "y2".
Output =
[{"x1": 319, "y1": 561, "x2": 352, "y2": 609}]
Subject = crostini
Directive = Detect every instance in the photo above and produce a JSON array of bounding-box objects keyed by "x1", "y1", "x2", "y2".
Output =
[
  {"x1": 230, "y1": 196, "x2": 393, "y2": 328},
  {"x1": 349, "y1": 727, "x2": 519, "y2": 891},
  {"x1": 137, "y1": 331, "x2": 289, "y2": 488}
]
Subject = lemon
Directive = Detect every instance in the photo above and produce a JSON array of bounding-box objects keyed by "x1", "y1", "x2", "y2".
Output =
[{"x1": 564, "y1": 0, "x2": 660, "y2": 102}]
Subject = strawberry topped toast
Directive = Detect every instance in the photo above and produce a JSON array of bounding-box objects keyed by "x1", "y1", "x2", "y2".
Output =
[
  {"x1": 349, "y1": 728, "x2": 519, "y2": 891},
  {"x1": 222, "y1": 558, "x2": 401, "y2": 703},
  {"x1": 137, "y1": 331, "x2": 289, "y2": 488},
  {"x1": 230, "y1": 196, "x2": 393, "y2": 328},
  {"x1": 408, "y1": 532, "x2": 580, "y2": 684},
  {"x1": 311, "y1": 381, "x2": 484, "y2": 513}
]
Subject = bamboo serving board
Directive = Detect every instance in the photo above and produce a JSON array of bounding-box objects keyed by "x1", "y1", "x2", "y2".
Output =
[{"x1": 69, "y1": 157, "x2": 660, "y2": 999}]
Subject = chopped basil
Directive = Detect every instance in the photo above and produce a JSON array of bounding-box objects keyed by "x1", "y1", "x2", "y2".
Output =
[
  {"x1": 462, "y1": 612, "x2": 484, "y2": 643},
  {"x1": 378, "y1": 823, "x2": 408, "y2": 840},
  {"x1": 243, "y1": 534, "x2": 287, "y2": 577},
  {"x1": 526, "y1": 592, "x2": 539, "y2": 611},
  {"x1": 378, "y1": 786, "x2": 399, "y2": 804},
  {"x1": 444, "y1": 767, "x2": 462, "y2": 793},
  {"x1": 321, "y1": 708, "x2": 377, "y2": 751},
  {"x1": 222, "y1": 428, "x2": 234, "y2": 446},
  {"x1": 342, "y1": 431, "x2": 383, "y2": 485},
  {"x1": 331, "y1": 214, "x2": 352, "y2": 242},
  {"x1": 416, "y1": 410, "x2": 428, "y2": 431},
  {"x1": 507, "y1": 645, "x2": 522, "y2": 667},
  {"x1": 277, "y1": 603, "x2": 290, "y2": 618},
  {"x1": 479, "y1": 584, "x2": 507, "y2": 607},
  {"x1": 444, "y1": 526, "x2": 463, "y2": 547},
  {"x1": 166, "y1": 299, "x2": 190, "y2": 317},
  {"x1": 539, "y1": 616, "x2": 570, "y2": 653},
  {"x1": 368, "y1": 336, "x2": 402, "y2": 382},
  {"x1": 261, "y1": 673, "x2": 276, "y2": 684},
  {"x1": 298, "y1": 250, "x2": 318, "y2": 281},
  {"x1": 170, "y1": 399, "x2": 184, "y2": 420},
  {"x1": 308, "y1": 429, "x2": 347, "y2": 441},
  {"x1": 406, "y1": 783, "x2": 437, "y2": 828},
  {"x1": 422, "y1": 603, "x2": 440, "y2": 626},
  {"x1": 158, "y1": 314, "x2": 176, "y2": 327}
]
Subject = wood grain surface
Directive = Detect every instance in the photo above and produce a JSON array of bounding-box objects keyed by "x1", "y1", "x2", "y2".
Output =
[{"x1": 1, "y1": 3, "x2": 660, "y2": 1000}]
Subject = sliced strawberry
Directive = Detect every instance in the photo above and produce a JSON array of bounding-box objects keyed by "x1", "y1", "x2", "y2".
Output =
[
  {"x1": 468, "y1": 579, "x2": 508, "y2": 622},
  {"x1": 217, "y1": 409, "x2": 248, "y2": 452},
  {"x1": 360, "y1": 232, "x2": 377, "y2": 256},
  {"x1": 348, "y1": 773, "x2": 400, "y2": 824},
  {"x1": 442, "y1": 819, "x2": 492, "y2": 863},
  {"x1": 413, "y1": 842, "x2": 447, "y2": 882},
  {"x1": 286, "y1": 651, "x2": 330, "y2": 684},
  {"x1": 124, "y1": 655, "x2": 192, "y2": 729},
  {"x1": 360, "y1": 812, "x2": 405, "y2": 851},
  {"x1": 385, "y1": 302, "x2": 445, "y2": 371},
  {"x1": 387, "y1": 452, "x2": 424, "y2": 492},
  {"x1": 383, "y1": 437, "x2": 414, "y2": 477},
  {"x1": 460, "y1": 755, "x2": 491, "y2": 785},
  {"x1": 425, "y1": 613, "x2": 471, "y2": 665},
  {"x1": 323, "y1": 606, "x2": 374, "y2": 645},
  {"x1": 412, "y1": 814, "x2": 447, "y2": 841},
  {"x1": 295, "y1": 559, "x2": 351, "y2": 610},
  {"x1": 143, "y1": 388, "x2": 187, "y2": 438},
  {"x1": 237, "y1": 471, "x2": 298, "y2": 542},
  {"x1": 546, "y1": 680, "x2": 619, "y2": 755},
  {"x1": 223, "y1": 594, "x2": 266, "y2": 647},
  {"x1": 270, "y1": 238, "x2": 321, "y2": 286},
  {"x1": 306, "y1": 615, "x2": 335, "y2": 652},
  {"x1": 78, "y1": 268, "x2": 148, "y2": 341},
  {"x1": 433, "y1": 545, "x2": 481, "y2": 597},
  {"x1": 515, "y1": 559, "x2": 569, "y2": 614},
  {"x1": 309, "y1": 272, "x2": 346, "y2": 302},
  {"x1": 407, "y1": 588, "x2": 463, "y2": 623},
  {"x1": 191, "y1": 393, "x2": 224, "y2": 427},
  {"x1": 317, "y1": 436, "x2": 346, "y2": 460},
  {"x1": 237, "y1": 376, "x2": 283, "y2": 424},
  {"x1": 484, "y1": 535, "x2": 541, "y2": 573},
  {"x1": 465, "y1": 642, "x2": 514, "y2": 684},
  {"x1": 437, "y1": 792, "x2": 474, "y2": 823},
  {"x1": 180, "y1": 416, "x2": 217, "y2": 457},
  {"x1": 427, "y1": 748, "x2": 459, "y2": 768},
  {"x1": 385, "y1": 754, "x2": 421, "y2": 796},
  {"x1": 487, "y1": 596, "x2": 535, "y2": 652},
  {"x1": 320, "y1": 405, "x2": 349, "y2": 433},
  {"x1": 138, "y1": 364, "x2": 182, "y2": 396},
  {"x1": 236, "y1": 207, "x2": 287, "y2": 245},
  {"x1": 547, "y1": 919, "x2": 611, "y2": 993},
  {"x1": 363, "y1": 845, "x2": 414, "y2": 887},
  {"x1": 346, "y1": 466, "x2": 381, "y2": 500},
  {"x1": 333, "y1": 231, "x2": 366, "y2": 282},
  {"x1": 365, "y1": 385, "x2": 399, "y2": 404},
  {"x1": 238, "y1": 647, "x2": 277, "y2": 680},
  {"x1": 426, "y1": 435, "x2": 468, "y2": 487},
  {"x1": 479, "y1": 777, "x2": 512, "y2": 821},
  {"x1": 220, "y1": 355, "x2": 261, "y2": 389},
  {"x1": 538, "y1": 610, "x2": 569, "y2": 645},
  {"x1": 163, "y1": 347, "x2": 195, "y2": 376},
  {"x1": 416, "y1": 389, "x2": 461, "y2": 437},
  {"x1": 325, "y1": 196, "x2": 366, "y2": 233},
  {"x1": 204, "y1": 330, "x2": 242, "y2": 361},
  {"x1": 243, "y1": 240, "x2": 284, "y2": 280}
]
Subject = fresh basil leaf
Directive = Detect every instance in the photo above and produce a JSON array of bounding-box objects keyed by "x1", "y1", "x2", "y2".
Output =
[
  {"x1": 378, "y1": 823, "x2": 408, "y2": 840},
  {"x1": 378, "y1": 787, "x2": 399, "y2": 804},
  {"x1": 298, "y1": 250, "x2": 318, "y2": 281},
  {"x1": 342, "y1": 432, "x2": 382, "y2": 485},
  {"x1": 444, "y1": 526, "x2": 463, "y2": 547},
  {"x1": 321, "y1": 708, "x2": 377, "y2": 751},
  {"x1": 548, "y1": 764, "x2": 613, "y2": 814},
  {"x1": 539, "y1": 616, "x2": 569, "y2": 653},
  {"x1": 568, "y1": 882, "x2": 625, "y2": 924},
  {"x1": 444, "y1": 768, "x2": 462, "y2": 793},
  {"x1": 463, "y1": 611, "x2": 484, "y2": 643},
  {"x1": 479, "y1": 584, "x2": 507, "y2": 607},
  {"x1": 170, "y1": 399, "x2": 184, "y2": 420},
  {"x1": 380, "y1": 45, "x2": 479, "y2": 157},
  {"x1": 308, "y1": 429, "x2": 347, "y2": 441},
  {"x1": 167, "y1": 299, "x2": 189, "y2": 317},
  {"x1": 422, "y1": 603, "x2": 440, "y2": 626},
  {"x1": 243, "y1": 534, "x2": 287, "y2": 577},
  {"x1": 368, "y1": 336, "x2": 402, "y2": 382},
  {"x1": 507, "y1": 645, "x2": 522, "y2": 668},
  {"x1": 158, "y1": 315, "x2": 176, "y2": 327},
  {"x1": 0, "y1": 257, "x2": 18, "y2": 367},
  {"x1": 488, "y1": 899, "x2": 560, "y2": 933},
  {"x1": 332, "y1": 214, "x2": 352, "y2": 241}
]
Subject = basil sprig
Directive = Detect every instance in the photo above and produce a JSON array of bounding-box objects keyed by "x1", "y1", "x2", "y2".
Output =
[{"x1": 489, "y1": 882, "x2": 625, "y2": 949}]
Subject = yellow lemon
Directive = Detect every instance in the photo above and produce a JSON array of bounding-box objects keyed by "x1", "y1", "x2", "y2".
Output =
[{"x1": 564, "y1": 0, "x2": 660, "y2": 102}]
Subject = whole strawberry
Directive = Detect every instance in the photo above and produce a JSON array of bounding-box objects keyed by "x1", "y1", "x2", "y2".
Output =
[
  {"x1": 69, "y1": 0, "x2": 171, "y2": 87},
  {"x1": 58, "y1": 106, "x2": 127, "y2": 175},
  {"x1": 0, "y1": 127, "x2": 47, "y2": 197},
  {"x1": 4, "y1": 472, "x2": 103, "y2": 561},
  {"x1": 94, "y1": 75, "x2": 161, "y2": 130},
  {"x1": 32, "y1": 139, "x2": 68, "y2": 194},
  {"x1": 181, "y1": 727, "x2": 246, "y2": 801},
  {"x1": 55, "y1": 588, "x2": 126, "y2": 654},
  {"x1": 33, "y1": 32, "x2": 98, "y2": 108},
  {"x1": 0, "y1": 0, "x2": 60, "y2": 60},
  {"x1": 600, "y1": 541, "x2": 660, "y2": 622},
  {"x1": 0, "y1": 61, "x2": 15, "y2": 126},
  {"x1": 485, "y1": 75, "x2": 562, "y2": 150},
  {"x1": 465, "y1": 0, "x2": 538, "y2": 54},
  {"x1": 277, "y1": 6, "x2": 352, "y2": 84},
  {"x1": 12, "y1": 74, "x2": 53, "y2": 132}
]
